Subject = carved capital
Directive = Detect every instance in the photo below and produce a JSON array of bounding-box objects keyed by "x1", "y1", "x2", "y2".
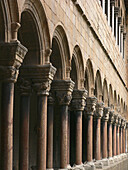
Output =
[
  {"x1": 52, "y1": 79, "x2": 75, "y2": 105},
  {"x1": 114, "y1": 7, "x2": 119, "y2": 16},
  {"x1": 123, "y1": 33, "x2": 126, "y2": 40},
  {"x1": 85, "y1": 97, "x2": 97, "y2": 116},
  {"x1": 121, "y1": 25, "x2": 124, "y2": 33},
  {"x1": 102, "y1": 107, "x2": 110, "y2": 121},
  {"x1": 121, "y1": 118, "x2": 125, "y2": 128},
  {"x1": 111, "y1": 0, "x2": 115, "y2": 5},
  {"x1": 94, "y1": 102, "x2": 104, "y2": 118},
  {"x1": 118, "y1": 17, "x2": 122, "y2": 25},
  {"x1": 117, "y1": 115, "x2": 122, "y2": 127},
  {"x1": 0, "y1": 66, "x2": 19, "y2": 82},
  {"x1": 20, "y1": 64, "x2": 56, "y2": 96},
  {"x1": 71, "y1": 89, "x2": 87, "y2": 111},
  {"x1": 113, "y1": 114, "x2": 118, "y2": 125},
  {"x1": 0, "y1": 42, "x2": 27, "y2": 82},
  {"x1": 17, "y1": 77, "x2": 32, "y2": 95},
  {"x1": 48, "y1": 92, "x2": 55, "y2": 105},
  {"x1": 109, "y1": 110, "x2": 114, "y2": 124}
]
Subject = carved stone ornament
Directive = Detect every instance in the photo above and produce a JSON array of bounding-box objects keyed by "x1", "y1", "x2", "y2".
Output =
[
  {"x1": 20, "y1": 63, "x2": 56, "y2": 96},
  {"x1": 48, "y1": 92, "x2": 55, "y2": 105},
  {"x1": 102, "y1": 107, "x2": 110, "y2": 121},
  {"x1": 0, "y1": 66, "x2": 19, "y2": 82},
  {"x1": 51, "y1": 79, "x2": 75, "y2": 105},
  {"x1": 113, "y1": 114, "x2": 119, "y2": 125},
  {"x1": 17, "y1": 77, "x2": 32, "y2": 95},
  {"x1": 94, "y1": 102, "x2": 104, "y2": 118},
  {"x1": 85, "y1": 97, "x2": 97, "y2": 116},
  {"x1": 0, "y1": 42, "x2": 27, "y2": 82},
  {"x1": 117, "y1": 115, "x2": 122, "y2": 127},
  {"x1": 114, "y1": 7, "x2": 119, "y2": 16},
  {"x1": 109, "y1": 110, "x2": 114, "y2": 123},
  {"x1": 71, "y1": 89, "x2": 87, "y2": 111}
]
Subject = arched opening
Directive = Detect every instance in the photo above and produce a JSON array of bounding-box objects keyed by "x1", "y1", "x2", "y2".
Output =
[
  {"x1": 18, "y1": 11, "x2": 40, "y2": 65},
  {"x1": 51, "y1": 38, "x2": 63, "y2": 80},
  {"x1": 103, "y1": 79, "x2": 108, "y2": 107},
  {"x1": 49, "y1": 25, "x2": 70, "y2": 169},
  {"x1": 86, "y1": 59, "x2": 94, "y2": 96},
  {"x1": 108, "y1": 84, "x2": 113, "y2": 107},
  {"x1": 94, "y1": 70, "x2": 102, "y2": 102},
  {"x1": 14, "y1": 10, "x2": 41, "y2": 169}
]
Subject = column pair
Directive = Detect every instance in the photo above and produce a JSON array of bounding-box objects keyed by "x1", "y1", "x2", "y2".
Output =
[
  {"x1": 0, "y1": 41, "x2": 27, "y2": 170},
  {"x1": 113, "y1": 114, "x2": 118, "y2": 157},
  {"x1": 71, "y1": 89, "x2": 87, "y2": 166},
  {"x1": 51, "y1": 80, "x2": 74, "y2": 169},
  {"x1": 116, "y1": 116, "x2": 121, "y2": 155},
  {"x1": 86, "y1": 97, "x2": 97, "y2": 162},
  {"x1": 108, "y1": 110, "x2": 114, "y2": 161},
  {"x1": 19, "y1": 64, "x2": 56, "y2": 170}
]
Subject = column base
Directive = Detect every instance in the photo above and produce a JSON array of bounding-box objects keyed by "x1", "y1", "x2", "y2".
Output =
[
  {"x1": 67, "y1": 164, "x2": 72, "y2": 169},
  {"x1": 101, "y1": 158, "x2": 110, "y2": 166},
  {"x1": 83, "y1": 162, "x2": 95, "y2": 170},
  {"x1": 94, "y1": 160, "x2": 103, "y2": 169},
  {"x1": 108, "y1": 157, "x2": 114, "y2": 164},
  {"x1": 72, "y1": 163, "x2": 84, "y2": 170},
  {"x1": 113, "y1": 156, "x2": 118, "y2": 162}
]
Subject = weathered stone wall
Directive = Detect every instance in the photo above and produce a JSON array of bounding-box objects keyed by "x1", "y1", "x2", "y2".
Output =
[{"x1": 42, "y1": 0, "x2": 128, "y2": 113}]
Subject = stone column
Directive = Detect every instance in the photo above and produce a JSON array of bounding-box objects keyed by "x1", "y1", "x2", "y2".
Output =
[
  {"x1": 117, "y1": 116, "x2": 121, "y2": 155},
  {"x1": 102, "y1": 107, "x2": 109, "y2": 159},
  {"x1": 118, "y1": 17, "x2": 122, "y2": 52},
  {"x1": 111, "y1": 0, "x2": 115, "y2": 35},
  {"x1": 47, "y1": 93, "x2": 54, "y2": 169},
  {"x1": 86, "y1": 97, "x2": 97, "y2": 162},
  {"x1": 52, "y1": 80, "x2": 74, "y2": 169},
  {"x1": 0, "y1": 42, "x2": 27, "y2": 170},
  {"x1": 122, "y1": 121, "x2": 126, "y2": 153},
  {"x1": 120, "y1": 117, "x2": 124, "y2": 154},
  {"x1": 21, "y1": 64, "x2": 56, "y2": 170},
  {"x1": 113, "y1": 114, "x2": 118, "y2": 156},
  {"x1": 94, "y1": 102, "x2": 104, "y2": 161},
  {"x1": 114, "y1": 7, "x2": 119, "y2": 45},
  {"x1": 71, "y1": 89, "x2": 87, "y2": 165},
  {"x1": 108, "y1": 110, "x2": 114, "y2": 158},
  {"x1": 102, "y1": 0, "x2": 105, "y2": 14},
  {"x1": 123, "y1": 33, "x2": 126, "y2": 58},
  {"x1": 18, "y1": 78, "x2": 31, "y2": 170},
  {"x1": 121, "y1": 26, "x2": 124, "y2": 55},
  {"x1": 108, "y1": 0, "x2": 110, "y2": 26}
]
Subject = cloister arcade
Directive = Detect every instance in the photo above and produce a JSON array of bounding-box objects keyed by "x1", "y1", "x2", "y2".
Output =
[{"x1": 0, "y1": 0, "x2": 128, "y2": 170}]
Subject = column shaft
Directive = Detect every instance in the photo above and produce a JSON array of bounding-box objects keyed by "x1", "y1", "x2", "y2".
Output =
[
  {"x1": 116, "y1": 16, "x2": 118, "y2": 45},
  {"x1": 37, "y1": 95, "x2": 47, "y2": 170},
  {"x1": 102, "y1": 0, "x2": 105, "y2": 14},
  {"x1": 19, "y1": 95, "x2": 30, "y2": 170},
  {"x1": 76, "y1": 111, "x2": 82, "y2": 165},
  {"x1": 108, "y1": 0, "x2": 110, "y2": 26},
  {"x1": 113, "y1": 125, "x2": 117, "y2": 156},
  {"x1": 117, "y1": 126, "x2": 120, "y2": 155},
  {"x1": 1, "y1": 82, "x2": 14, "y2": 170},
  {"x1": 60, "y1": 105, "x2": 68, "y2": 168},
  {"x1": 67, "y1": 111, "x2": 70, "y2": 165},
  {"x1": 95, "y1": 118, "x2": 101, "y2": 160},
  {"x1": 87, "y1": 115, "x2": 93, "y2": 162},
  {"x1": 47, "y1": 103, "x2": 54, "y2": 168},
  {"x1": 108, "y1": 123, "x2": 112, "y2": 157},
  {"x1": 112, "y1": 4, "x2": 115, "y2": 35},
  {"x1": 120, "y1": 128, "x2": 123, "y2": 154},
  {"x1": 102, "y1": 121, "x2": 108, "y2": 158},
  {"x1": 119, "y1": 25, "x2": 121, "y2": 51}
]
